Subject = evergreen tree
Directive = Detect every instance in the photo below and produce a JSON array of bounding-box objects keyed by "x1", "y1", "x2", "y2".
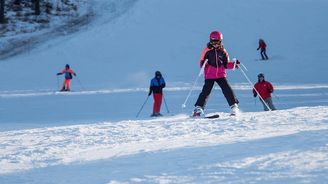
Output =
[
  {"x1": 34, "y1": 0, "x2": 40, "y2": 15},
  {"x1": 0, "y1": 0, "x2": 5, "y2": 24}
]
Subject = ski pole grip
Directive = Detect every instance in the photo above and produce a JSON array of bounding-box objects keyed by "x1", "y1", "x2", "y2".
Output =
[
  {"x1": 232, "y1": 58, "x2": 237, "y2": 71},
  {"x1": 199, "y1": 59, "x2": 208, "y2": 77}
]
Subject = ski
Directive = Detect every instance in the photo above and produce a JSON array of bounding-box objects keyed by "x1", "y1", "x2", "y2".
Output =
[
  {"x1": 205, "y1": 114, "x2": 220, "y2": 119},
  {"x1": 190, "y1": 114, "x2": 220, "y2": 119}
]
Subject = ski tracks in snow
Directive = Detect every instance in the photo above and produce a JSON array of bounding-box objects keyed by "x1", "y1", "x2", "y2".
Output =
[
  {"x1": 1, "y1": 83, "x2": 328, "y2": 98},
  {"x1": 1, "y1": 106, "x2": 328, "y2": 174}
]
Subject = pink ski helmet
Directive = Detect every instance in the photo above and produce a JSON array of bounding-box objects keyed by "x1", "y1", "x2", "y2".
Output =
[{"x1": 209, "y1": 31, "x2": 223, "y2": 41}]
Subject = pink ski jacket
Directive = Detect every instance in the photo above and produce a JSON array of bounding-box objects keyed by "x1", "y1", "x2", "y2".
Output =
[{"x1": 199, "y1": 47, "x2": 236, "y2": 79}]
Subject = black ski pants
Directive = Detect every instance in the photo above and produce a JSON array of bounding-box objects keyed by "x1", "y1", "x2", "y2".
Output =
[
  {"x1": 195, "y1": 78, "x2": 238, "y2": 108},
  {"x1": 260, "y1": 48, "x2": 269, "y2": 60}
]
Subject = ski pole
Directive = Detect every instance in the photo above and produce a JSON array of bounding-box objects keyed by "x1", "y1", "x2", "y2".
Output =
[
  {"x1": 136, "y1": 95, "x2": 150, "y2": 118},
  {"x1": 238, "y1": 65, "x2": 272, "y2": 111},
  {"x1": 75, "y1": 76, "x2": 86, "y2": 91},
  {"x1": 163, "y1": 95, "x2": 170, "y2": 113},
  {"x1": 56, "y1": 75, "x2": 60, "y2": 90},
  {"x1": 273, "y1": 93, "x2": 280, "y2": 101},
  {"x1": 272, "y1": 92, "x2": 289, "y2": 109},
  {"x1": 182, "y1": 59, "x2": 208, "y2": 109}
]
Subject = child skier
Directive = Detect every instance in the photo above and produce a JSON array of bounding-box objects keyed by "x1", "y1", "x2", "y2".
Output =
[
  {"x1": 148, "y1": 71, "x2": 166, "y2": 117},
  {"x1": 193, "y1": 31, "x2": 240, "y2": 117},
  {"x1": 253, "y1": 73, "x2": 276, "y2": 111},
  {"x1": 56, "y1": 64, "x2": 76, "y2": 91},
  {"x1": 257, "y1": 39, "x2": 269, "y2": 60}
]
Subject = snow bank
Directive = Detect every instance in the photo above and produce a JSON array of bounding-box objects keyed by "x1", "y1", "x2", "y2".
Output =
[{"x1": 1, "y1": 106, "x2": 327, "y2": 174}]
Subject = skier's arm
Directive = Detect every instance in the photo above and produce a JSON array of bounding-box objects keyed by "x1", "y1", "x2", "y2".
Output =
[
  {"x1": 226, "y1": 62, "x2": 235, "y2": 69},
  {"x1": 57, "y1": 70, "x2": 65, "y2": 75},
  {"x1": 226, "y1": 59, "x2": 240, "y2": 69},
  {"x1": 267, "y1": 82, "x2": 274, "y2": 93},
  {"x1": 200, "y1": 60, "x2": 206, "y2": 68},
  {"x1": 199, "y1": 48, "x2": 210, "y2": 67},
  {"x1": 257, "y1": 43, "x2": 260, "y2": 50},
  {"x1": 221, "y1": 49, "x2": 231, "y2": 69},
  {"x1": 161, "y1": 79, "x2": 166, "y2": 88},
  {"x1": 69, "y1": 69, "x2": 77, "y2": 76},
  {"x1": 253, "y1": 84, "x2": 258, "y2": 97},
  {"x1": 148, "y1": 80, "x2": 153, "y2": 96}
]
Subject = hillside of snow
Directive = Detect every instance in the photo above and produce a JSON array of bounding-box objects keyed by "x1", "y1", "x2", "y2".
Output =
[
  {"x1": 1, "y1": 0, "x2": 328, "y2": 183},
  {"x1": 1, "y1": 106, "x2": 328, "y2": 183}
]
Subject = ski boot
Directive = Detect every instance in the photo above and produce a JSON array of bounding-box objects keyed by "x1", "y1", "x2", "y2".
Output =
[
  {"x1": 60, "y1": 87, "x2": 70, "y2": 92},
  {"x1": 192, "y1": 106, "x2": 204, "y2": 117},
  {"x1": 230, "y1": 103, "x2": 240, "y2": 116},
  {"x1": 151, "y1": 112, "x2": 163, "y2": 117}
]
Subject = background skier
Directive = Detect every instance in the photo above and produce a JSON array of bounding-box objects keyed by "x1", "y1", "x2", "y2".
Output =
[
  {"x1": 257, "y1": 38, "x2": 269, "y2": 60},
  {"x1": 253, "y1": 73, "x2": 276, "y2": 111},
  {"x1": 148, "y1": 71, "x2": 166, "y2": 117},
  {"x1": 57, "y1": 64, "x2": 76, "y2": 91},
  {"x1": 193, "y1": 31, "x2": 240, "y2": 117}
]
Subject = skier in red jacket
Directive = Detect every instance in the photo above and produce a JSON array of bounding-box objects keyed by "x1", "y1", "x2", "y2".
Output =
[
  {"x1": 257, "y1": 39, "x2": 269, "y2": 60},
  {"x1": 253, "y1": 73, "x2": 276, "y2": 111}
]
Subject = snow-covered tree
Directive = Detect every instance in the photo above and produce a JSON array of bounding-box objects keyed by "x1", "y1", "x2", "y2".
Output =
[
  {"x1": 34, "y1": 0, "x2": 40, "y2": 15},
  {"x1": 0, "y1": 0, "x2": 5, "y2": 23}
]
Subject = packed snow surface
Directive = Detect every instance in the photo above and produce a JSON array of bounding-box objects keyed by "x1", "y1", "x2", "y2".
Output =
[{"x1": 1, "y1": 107, "x2": 328, "y2": 180}]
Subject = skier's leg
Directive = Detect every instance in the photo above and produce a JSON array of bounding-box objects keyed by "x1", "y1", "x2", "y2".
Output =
[
  {"x1": 261, "y1": 98, "x2": 270, "y2": 111},
  {"x1": 216, "y1": 78, "x2": 238, "y2": 106},
  {"x1": 266, "y1": 97, "x2": 276, "y2": 110},
  {"x1": 61, "y1": 80, "x2": 66, "y2": 91},
  {"x1": 194, "y1": 79, "x2": 215, "y2": 108},
  {"x1": 65, "y1": 79, "x2": 71, "y2": 91},
  {"x1": 263, "y1": 49, "x2": 269, "y2": 60},
  {"x1": 153, "y1": 93, "x2": 163, "y2": 114},
  {"x1": 260, "y1": 49, "x2": 265, "y2": 60},
  {"x1": 152, "y1": 93, "x2": 157, "y2": 114}
]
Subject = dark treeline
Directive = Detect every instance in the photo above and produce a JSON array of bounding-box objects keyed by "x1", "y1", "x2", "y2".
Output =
[{"x1": 1, "y1": 0, "x2": 77, "y2": 24}]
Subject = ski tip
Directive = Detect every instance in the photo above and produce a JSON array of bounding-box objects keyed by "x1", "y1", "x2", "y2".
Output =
[
  {"x1": 190, "y1": 114, "x2": 220, "y2": 119},
  {"x1": 205, "y1": 114, "x2": 220, "y2": 119}
]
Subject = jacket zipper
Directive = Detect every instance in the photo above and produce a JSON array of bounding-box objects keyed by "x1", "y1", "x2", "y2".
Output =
[{"x1": 215, "y1": 49, "x2": 219, "y2": 76}]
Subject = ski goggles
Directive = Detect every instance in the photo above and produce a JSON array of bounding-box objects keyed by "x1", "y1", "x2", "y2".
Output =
[{"x1": 210, "y1": 40, "x2": 222, "y2": 45}]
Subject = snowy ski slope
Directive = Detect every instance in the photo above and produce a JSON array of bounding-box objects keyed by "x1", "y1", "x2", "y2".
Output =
[{"x1": 1, "y1": 0, "x2": 328, "y2": 183}]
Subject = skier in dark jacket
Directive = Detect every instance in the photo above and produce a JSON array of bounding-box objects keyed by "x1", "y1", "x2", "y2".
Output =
[
  {"x1": 57, "y1": 64, "x2": 76, "y2": 91},
  {"x1": 148, "y1": 71, "x2": 166, "y2": 117},
  {"x1": 253, "y1": 73, "x2": 276, "y2": 111},
  {"x1": 257, "y1": 39, "x2": 269, "y2": 60},
  {"x1": 193, "y1": 31, "x2": 240, "y2": 117}
]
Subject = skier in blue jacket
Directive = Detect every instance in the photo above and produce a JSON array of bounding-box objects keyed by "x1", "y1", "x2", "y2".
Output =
[{"x1": 148, "y1": 71, "x2": 166, "y2": 117}]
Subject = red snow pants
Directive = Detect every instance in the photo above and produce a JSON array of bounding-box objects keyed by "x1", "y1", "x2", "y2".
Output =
[
  {"x1": 153, "y1": 93, "x2": 163, "y2": 113},
  {"x1": 63, "y1": 79, "x2": 72, "y2": 90}
]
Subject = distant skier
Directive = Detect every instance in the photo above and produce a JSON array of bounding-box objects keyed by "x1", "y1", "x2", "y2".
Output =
[
  {"x1": 257, "y1": 39, "x2": 269, "y2": 60},
  {"x1": 57, "y1": 64, "x2": 76, "y2": 91},
  {"x1": 193, "y1": 31, "x2": 240, "y2": 117},
  {"x1": 148, "y1": 71, "x2": 166, "y2": 117},
  {"x1": 253, "y1": 73, "x2": 276, "y2": 111}
]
